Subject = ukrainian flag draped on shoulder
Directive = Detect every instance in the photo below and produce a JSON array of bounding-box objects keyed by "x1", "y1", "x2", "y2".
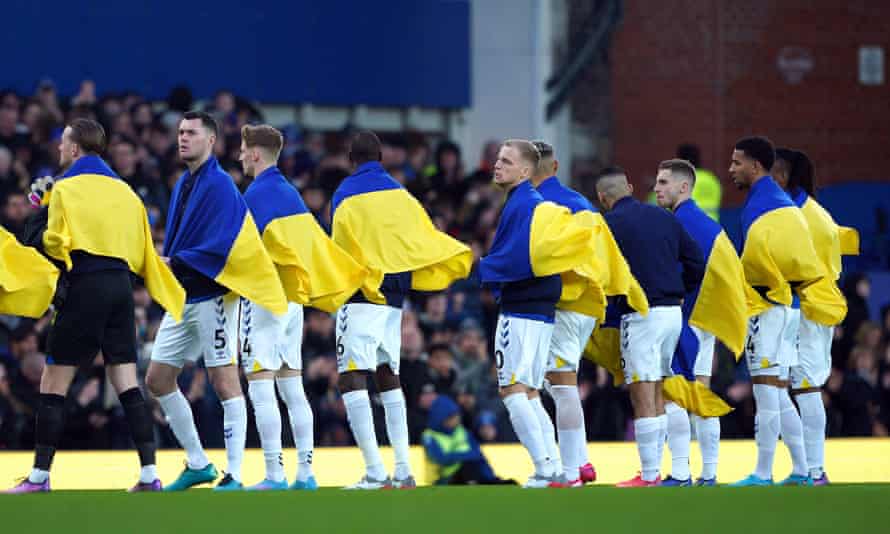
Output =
[
  {"x1": 244, "y1": 167, "x2": 366, "y2": 312},
  {"x1": 164, "y1": 157, "x2": 286, "y2": 315},
  {"x1": 740, "y1": 176, "x2": 829, "y2": 320},
  {"x1": 535, "y1": 177, "x2": 647, "y2": 320},
  {"x1": 331, "y1": 162, "x2": 471, "y2": 303},
  {"x1": 662, "y1": 199, "x2": 744, "y2": 417},
  {"x1": 0, "y1": 226, "x2": 58, "y2": 318},
  {"x1": 479, "y1": 180, "x2": 593, "y2": 285},
  {"x1": 791, "y1": 189, "x2": 855, "y2": 326},
  {"x1": 43, "y1": 155, "x2": 184, "y2": 320}
]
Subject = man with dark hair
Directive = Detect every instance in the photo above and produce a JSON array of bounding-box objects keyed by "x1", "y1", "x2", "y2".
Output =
[
  {"x1": 654, "y1": 158, "x2": 748, "y2": 486},
  {"x1": 596, "y1": 167, "x2": 705, "y2": 487},
  {"x1": 531, "y1": 141, "x2": 647, "y2": 487},
  {"x1": 6, "y1": 119, "x2": 185, "y2": 493},
  {"x1": 676, "y1": 144, "x2": 721, "y2": 221},
  {"x1": 145, "y1": 111, "x2": 287, "y2": 492},
  {"x1": 331, "y1": 129, "x2": 472, "y2": 489},
  {"x1": 479, "y1": 139, "x2": 597, "y2": 488},
  {"x1": 771, "y1": 149, "x2": 857, "y2": 486},
  {"x1": 728, "y1": 136, "x2": 840, "y2": 486}
]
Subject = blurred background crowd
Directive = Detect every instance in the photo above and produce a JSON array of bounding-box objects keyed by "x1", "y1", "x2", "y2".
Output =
[{"x1": 2, "y1": 80, "x2": 889, "y2": 454}]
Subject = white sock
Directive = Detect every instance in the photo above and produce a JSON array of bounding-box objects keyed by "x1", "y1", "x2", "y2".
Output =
[
  {"x1": 157, "y1": 390, "x2": 209, "y2": 470},
  {"x1": 380, "y1": 388, "x2": 412, "y2": 480},
  {"x1": 693, "y1": 415, "x2": 720, "y2": 480},
  {"x1": 248, "y1": 380, "x2": 285, "y2": 483},
  {"x1": 796, "y1": 391, "x2": 826, "y2": 479},
  {"x1": 779, "y1": 388, "x2": 808, "y2": 477},
  {"x1": 276, "y1": 376, "x2": 314, "y2": 482},
  {"x1": 221, "y1": 396, "x2": 247, "y2": 482},
  {"x1": 655, "y1": 413, "x2": 668, "y2": 476},
  {"x1": 752, "y1": 383, "x2": 780, "y2": 480},
  {"x1": 634, "y1": 417, "x2": 661, "y2": 482},
  {"x1": 665, "y1": 402, "x2": 691, "y2": 481},
  {"x1": 343, "y1": 389, "x2": 387, "y2": 480},
  {"x1": 551, "y1": 385, "x2": 586, "y2": 481},
  {"x1": 503, "y1": 392, "x2": 553, "y2": 476},
  {"x1": 530, "y1": 395, "x2": 562, "y2": 477},
  {"x1": 29, "y1": 468, "x2": 49, "y2": 483},
  {"x1": 140, "y1": 465, "x2": 158, "y2": 484}
]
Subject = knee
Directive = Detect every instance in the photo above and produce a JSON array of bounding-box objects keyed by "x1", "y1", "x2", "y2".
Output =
[
  {"x1": 338, "y1": 371, "x2": 367, "y2": 394},
  {"x1": 209, "y1": 367, "x2": 243, "y2": 400},
  {"x1": 374, "y1": 366, "x2": 400, "y2": 392},
  {"x1": 145, "y1": 365, "x2": 176, "y2": 397}
]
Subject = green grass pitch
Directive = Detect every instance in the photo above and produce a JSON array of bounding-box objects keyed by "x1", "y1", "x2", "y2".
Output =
[{"x1": 2, "y1": 485, "x2": 888, "y2": 533}]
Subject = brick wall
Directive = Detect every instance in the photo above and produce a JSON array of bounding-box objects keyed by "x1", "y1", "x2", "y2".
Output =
[{"x1": 607, "y1": 0, "x2": 890, "y2": 206}]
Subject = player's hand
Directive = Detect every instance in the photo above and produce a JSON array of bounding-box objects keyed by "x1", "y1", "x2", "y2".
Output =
[{"x1": 28, "y1": 176, "x2": 55, "y2": 208}]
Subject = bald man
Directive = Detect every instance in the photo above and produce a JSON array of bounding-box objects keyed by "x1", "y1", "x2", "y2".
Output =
[{"x1": 596, "y1": 167, "x2": 705, "y2": 487}]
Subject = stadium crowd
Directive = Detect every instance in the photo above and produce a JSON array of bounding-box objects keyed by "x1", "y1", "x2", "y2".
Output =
[{"x1": 1, "y1": 79, "x2": 889, "y2": 453}]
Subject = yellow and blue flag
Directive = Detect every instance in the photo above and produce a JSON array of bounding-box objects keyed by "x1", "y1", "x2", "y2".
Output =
[
  {"x1": 331, "y1": 162, "x2": 472, "y2": 303},
  {"x1": 43, "y1": 155, "x2": 184, "y2": 320},
  {"x1": 0, "y1": 226, "x2": 59, "y2": 318},
  {"x1": 791, "y1": 189, "x2": 856, "y2": 326},
  {"x1": 164, "y1": 157, "x2": 286, "y2": 315},
  {"x1": 244, "y1": 167, "x2": 367, "y2": 312},
  {"x1": 536, "y1": 176, "x2": 648, "y2": 320},
  {"x1": 740, "y1": 176, "x2": 827, "y2": 319},
  {"x1": 479, "y1": 180, "x2": 594, "y2": 285}
]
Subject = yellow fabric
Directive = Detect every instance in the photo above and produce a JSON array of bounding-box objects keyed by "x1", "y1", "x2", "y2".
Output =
[
  {"x1": 528, "y1": 202, "x2": 595, "y2": 278},
  {"x1": 43, "y1": 174, "x2": 185, "y2": 321},
  {"x1": 332, "y1": 189, "x2": 472, "y2": 303},
  {"x1": 215, "y1": 214, "x2": 288, "y2": 315},
  {"x1": 691, "y1": 169, "x2": 722, "y2": 222},
  {"x1": 688, "y1": 232, "x2": 748, "y2": 358},
  {"x1": 262, "y1": 213, "x2": 368, "y2": 313},
  {"x1": 663, "y1": 376, "x2": 733, "y2": 417},
  {"x1": 796, "y1": 198, "x2": 850, "y2": 326},
  {"x1": 557, "y1": 211, "x2": 649, "y2": 320},
  {"x1": 583, "y1": 326, "x2": 623, "y2": 387},
  {"x1": 0, "y1": 227, "x2": 59, "y2": 318},
  {"x1": 838, "y1": 226, "x2": 859, "y2": 256},
  {"x1": 741, "y1": 206, "x2": 825, "y2": 318}
]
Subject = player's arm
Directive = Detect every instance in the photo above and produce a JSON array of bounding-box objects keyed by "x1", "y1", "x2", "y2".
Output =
[{"x1": 676, "y1": 219, "x2": 705, "y2": 294}]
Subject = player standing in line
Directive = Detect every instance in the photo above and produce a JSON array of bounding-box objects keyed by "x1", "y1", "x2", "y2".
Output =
[
  {"x1": 772, "y1": 148, "x2": 856, "y2": 486},
  {"x1": 653, "y1": 159, "x2": 748, "y2": 486},
  {"x1": 331, "y1": 131, "x2": 472, "y2": 489},
  {"x1": 237, "y1": 124, "x2": 366, "y2": 490},
  {"x1": 727, "y1": 137, "x2": 841, "y2": 486},
  {"x1": 596, "y1": 167, "x2": 705, "y2": 487},
  {"x1": 480, "y1": 139, "x2": 598, "y2": 488},
  {"x1": 7, "y1": 119, "x2": 185, "y2": 493},
  {"x1": 146, "y1": 111, "x2": 288, "y2": 491}
]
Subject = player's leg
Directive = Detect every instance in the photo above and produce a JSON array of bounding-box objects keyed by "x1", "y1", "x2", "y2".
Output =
[
  {"x1": 337, "y1": 304, "x2": 389, "y2": 488},
  {"x1": 239, "y1": 298, "x2": 287, "y2": 490},
  {"x1": 373, "y1": 305, "x2": 414, "y2": 488},
  {"x1": 107, "y1": 364, "x2": 160, "y2": 491},
  {"x1": 496, "y1": 314, "x2": 556, "y2": 487},
  {"x1": 147, "y1": 304, "x2": 217, "y2": 490},
  {"x1": 204, "y1": 295, "x2": 246, "y2": 491},
  {"x1": 661, "y1": 308, "x2": 691, "y2": 486},
  {"x1": 527, "y1": 389, "x2": 561, "y2": 481},
  {"x1": 775, "y1": 309, "x2": 810, "y2": 485},
  {"x1": 791, "y1": 317, "x2": 832, "y2": 485},
  {"x1": 691, "y1": 329, "x2": 719, "y2": 485},
  {"x1": 273, "y1": 304, "x2": 316, "y2": 489}
]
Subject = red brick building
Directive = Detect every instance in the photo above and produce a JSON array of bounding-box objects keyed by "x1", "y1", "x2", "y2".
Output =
[{"x1": 609, "y1": 0, "x2": 890, "y2": 206}]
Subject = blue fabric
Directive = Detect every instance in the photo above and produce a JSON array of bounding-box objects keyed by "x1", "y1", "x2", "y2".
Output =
[
  {"x1": 791, "y1": 187, "x2": 808, "y2": 209},
  {"x1": 58, "y1": 154, "x2": 119, "y2": 180},
  {"x1": 244, "y1": 167, "x2": 309, "y2": 234},
  {"x1": 330, "y1": 161, "x2": 402, "y2": 217},
  {"x1": 163, "y1": 157, "x2": 246, "y2": 302},
  {"x1": 604, "y1": 196, "x2": 705, "y2": 311},
  {"x1": 740, "y1": 176, "x2": 794, "y2": 244},
  {"x1": 535, "y1": 176, "x2": 595, "y2": 214}
]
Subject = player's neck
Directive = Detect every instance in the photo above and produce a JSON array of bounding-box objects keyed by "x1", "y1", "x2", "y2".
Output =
[
  {"x1": 750, "y1": 173, "x2": 770, "y2": 187},
  {"x1": 186, "y1": 152, "x2": 213, "y2": 173},
  {"x1": 530, "y1": 174, "x2": 549, "y2": 188},
  {"x1": 254, "y1": 162, "x2": 275, "y2": 177},
  {"x1": 673, "y1": 194, "x2": 691, "y2": 211}
]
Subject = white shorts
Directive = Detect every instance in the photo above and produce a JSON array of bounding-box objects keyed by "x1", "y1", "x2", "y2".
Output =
[
  {"x1": 239, "y1": 299, "x2": 303, "y2": 374},
  {"x1": 494, "y1": 314, "x2": 554, "y2": 389},
  {"x1": 151, "y1": 295, "x2": 239, "y2": 368},
  {"x1": 335, "y1": 303, "x2": 402, "y2": 374},
  {"x1": 745, "y1": 305, "x2": 800, "y2": 377},
  {"x1": 547, "y1": 310, "x2": 598, "y2": 373},
  {"x1": 691, "y1": 325, "x2": 717, "y2": 377},
  {"x1": 620, "y1": 306, "x2": 682, "y2": 384},
  {"x1": 790, "y1": 316, "x2": 833, "y2": 389}
]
